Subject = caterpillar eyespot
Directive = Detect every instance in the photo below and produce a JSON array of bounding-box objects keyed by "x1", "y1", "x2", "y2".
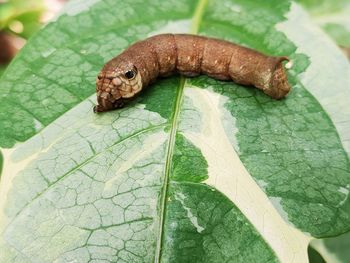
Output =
[
  {"x1": 94, "y1": 33, "x2": 291, "y2": 113},
  {"x1": 125, "y1": 70, "x2": 135, "y2": 79}
]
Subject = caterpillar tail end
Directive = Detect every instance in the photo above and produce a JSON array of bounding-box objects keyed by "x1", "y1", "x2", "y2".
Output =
[{"x1": 263, "y1": 56, "x2": 291, "y2": 100}]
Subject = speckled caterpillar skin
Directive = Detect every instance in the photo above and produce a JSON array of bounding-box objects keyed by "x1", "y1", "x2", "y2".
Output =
[{"x1": 94, "y1": 34, "x2": 290, "y2": 112}]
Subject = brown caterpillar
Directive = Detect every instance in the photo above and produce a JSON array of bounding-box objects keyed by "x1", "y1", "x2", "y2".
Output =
[{"x1": 94, "y1": 34, "x2": 291, "y2": 113}]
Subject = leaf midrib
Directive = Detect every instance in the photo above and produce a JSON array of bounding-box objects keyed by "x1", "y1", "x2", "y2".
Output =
[{"x1": 154, "y1": 0, "x2": 208, "y2": 262}]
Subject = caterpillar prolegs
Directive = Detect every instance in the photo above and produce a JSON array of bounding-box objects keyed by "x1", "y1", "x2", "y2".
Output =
[{"x1": 94, "y1": 34, "x2": 291, "y2": 113}]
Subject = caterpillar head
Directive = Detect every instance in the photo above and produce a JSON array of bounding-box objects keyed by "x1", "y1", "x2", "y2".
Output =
[{"x1": 94, "y1": 63, "x2": 142, "y2": 113}]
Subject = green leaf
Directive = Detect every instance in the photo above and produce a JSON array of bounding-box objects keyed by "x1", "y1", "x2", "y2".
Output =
[
  {"x1": 296, "y1": 0, "x2": 350, "y2": 48},
  {"x1": 310, "y1": 231, "x2": 350, "y2": 263},
  {"x1": 0, "y1": 66, "x2": 6, "y2": 79},
  {"x1": 162, "y1": 183, "x2": 276, "y2": 262},
  {"x1": 0, "y1": 0, "x2": 350, "y2": 262},
  {"x1": 308, "y1": 246, "x2": 326, "y2": 263},
  {"x1": 0, "y1": 0, "x2": 44, "y2": 38}
]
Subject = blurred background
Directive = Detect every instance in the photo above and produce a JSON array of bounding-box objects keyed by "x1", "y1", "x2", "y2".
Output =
[
  {"x1": 0, "y1": 0, "x2": 66, "y2": 76},
  {"x1": 0, "y1": 0, "x2": 349, "y2": 78}
]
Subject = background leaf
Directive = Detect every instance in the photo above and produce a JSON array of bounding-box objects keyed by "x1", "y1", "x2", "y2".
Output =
[
  {"x1": 0, "y1": 0, "x2": 45, "y2": 38},
  {"x1": 296, "y1": 0, "x2": 350, "y2": 48},
  {"x1": 310, "y1": 231, "x2": 350, "y2": 263}
]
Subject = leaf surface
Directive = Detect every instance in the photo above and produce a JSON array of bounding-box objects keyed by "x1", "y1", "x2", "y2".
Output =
[{"x1": 0, "y1": 0, "x2": 350, "y2": 262}]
